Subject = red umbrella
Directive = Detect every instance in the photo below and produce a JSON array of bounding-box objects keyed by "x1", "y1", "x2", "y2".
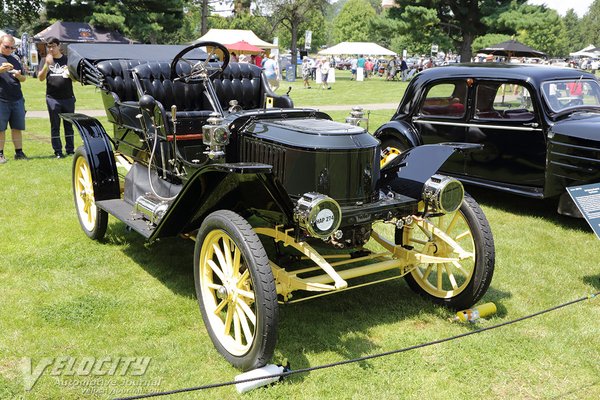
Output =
[{"x1": 225, "y1": 40, "x2": 263, "y2": 53}]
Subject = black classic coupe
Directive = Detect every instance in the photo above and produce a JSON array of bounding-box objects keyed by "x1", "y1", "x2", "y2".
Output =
[{"x1": 374, "y1": 64, "x2": 600, "y2": 216}]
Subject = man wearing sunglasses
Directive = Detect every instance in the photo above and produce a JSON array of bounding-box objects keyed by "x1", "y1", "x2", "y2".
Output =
[
  {"x1": 38, "y1": 36, "x2": 75, "y2": 159},
  {"x1": 0, "y1": 34, "x2": 27, "y2": 164}
]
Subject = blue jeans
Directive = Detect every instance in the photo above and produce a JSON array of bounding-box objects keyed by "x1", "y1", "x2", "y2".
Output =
[
  {"x1": 46, "y1": 96, "x2": 75, "y2": 154},
  {"x1": 0, "y1": 98, "x2": 26, "y2": 131}
]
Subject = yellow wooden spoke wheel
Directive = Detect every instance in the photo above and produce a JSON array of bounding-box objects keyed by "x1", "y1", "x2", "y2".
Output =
[
  {"x1": 194, "y1": 210, "x2": 278, "y2": 371},
  {"x1": 403, "y1": 193, "x2": 495, "y2": 310},
  {"x1": 72, "y1": 146, "x2": 108, "y2": 240}
]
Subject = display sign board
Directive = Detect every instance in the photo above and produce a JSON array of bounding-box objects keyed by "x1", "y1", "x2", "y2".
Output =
[
  {"x1": 305, "y1": 30, "x2": 312, "y2": 50},
  {"x1": 567, "y1": 183, "x2": 600, "y2": 240}
]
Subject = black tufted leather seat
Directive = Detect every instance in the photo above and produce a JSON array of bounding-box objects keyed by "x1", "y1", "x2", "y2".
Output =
[
  {"x1": 97, "y1": 60, "x2": 146, "y2": 103},
  {"x1": 96, "y1": 59, "x2": 293, "y2": 135}
]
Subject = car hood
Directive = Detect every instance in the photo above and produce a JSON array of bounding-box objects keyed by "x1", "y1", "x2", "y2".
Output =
[{"x1": 550, "y1": 111, "x2": 600, "y2": 141}]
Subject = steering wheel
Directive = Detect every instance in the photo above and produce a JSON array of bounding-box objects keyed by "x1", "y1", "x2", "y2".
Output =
[
  {"x1": 564, "y1": 98, "x2": 584, "y2": 107},
  {"x1": 170, "y1": 41, "x2": 230, "y2": 83}
]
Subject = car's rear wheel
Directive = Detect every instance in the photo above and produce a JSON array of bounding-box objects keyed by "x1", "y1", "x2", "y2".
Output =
[
  {"x1": 402, "y1": 193, "x2": 495, "y2": 310},
  {"x1": 72, "y1": 146, "x2": 108, "y2": 240},
  {"x1": 194, "y1": 210, "x2": 278, "y2": 371}
]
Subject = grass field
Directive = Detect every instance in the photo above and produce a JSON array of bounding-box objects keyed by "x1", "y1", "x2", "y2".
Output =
[{"x1": 1, "y1": 70, "x2": 599, "y2": 399}]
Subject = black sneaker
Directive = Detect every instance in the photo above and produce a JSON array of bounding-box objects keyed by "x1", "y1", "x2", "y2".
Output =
[
  {"x1": 66, "y1": 151, "x2": 75, "y2": 156},
  {"x1": 14, "y1": 151, "x2": 28, "y2": 160},
  {"x1": 0, "y1": 153, "x2": 6, "y2": 164},
  {"x1": 55, "y1": 152, "x2": 65, "y2": 159}
]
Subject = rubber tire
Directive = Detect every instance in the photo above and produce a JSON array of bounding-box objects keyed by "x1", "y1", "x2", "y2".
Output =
[
  {"x1": 194, "y1": 210, "x2": 278, "y2": 371},
  {"x1": 380, "y1": 136, "x2": 411, "y2": 154},
  {"x1": 403, "y1": 193, "x2": 495, "y2": 310},
  {"x1": 72, "y1": 146, "x2": 108, "y2": 240}
]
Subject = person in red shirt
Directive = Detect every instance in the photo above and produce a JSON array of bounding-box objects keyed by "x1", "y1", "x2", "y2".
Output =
[
  {"x1": 567, "y1": 81, "x2": 583, "y2": 97},
  {"x1": 255, "y1": 52, "x2": 264, "y2": 68}
]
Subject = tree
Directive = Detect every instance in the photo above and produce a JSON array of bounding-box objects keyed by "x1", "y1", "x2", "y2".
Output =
[
  {"x1": 391, "y1": 0, "x2": 526, "y2": 61},
  {"x1": 332, "y1": 0, "x2": 377, "y2": 43},
  {"x1": 0, "y1": 0, "x2": 43, "y2": 33},
  {"x1": 260, "y1": 0, "x2": 328, "y2": 68},
  {"x1": 471, "y1": 33, "x2": 511, "y2": 55},
  {"x1": 208, "y1": 12, "x2": 272, "y2": 44},
  {"x1": 390, "y1": 6, "x2": 452, "y2": 56},
  {"x1": 46, "y1": 0, "x2": 185, "y2": 44},
  {"x1": 563, "y1": 9, "x2": 585, "y2": 53},
  {"x1": 580, "y1": 0, "x2": 600, "y2": 49},
  {"x1": 496, "y1": 3, "x2": 568, "y2": 57},
  {"x1": 274, "y1": 9, "x2": 327, "y2": 52}
]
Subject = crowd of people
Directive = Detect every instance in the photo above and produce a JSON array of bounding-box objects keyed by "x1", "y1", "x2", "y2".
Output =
[{"x1": 0, "y1": 33, "x2": 75, "y2": 164}]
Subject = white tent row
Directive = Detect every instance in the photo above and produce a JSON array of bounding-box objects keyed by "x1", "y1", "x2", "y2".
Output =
[
  {"x1": 569, "y1": 44, "x2": 599, "y2": 58},
  {"x1": 193, "y1": 29, "x2": 277, "y2": 49},
  {"x1": 318, "y1": 42, "x2": 396, "y2": 56}
]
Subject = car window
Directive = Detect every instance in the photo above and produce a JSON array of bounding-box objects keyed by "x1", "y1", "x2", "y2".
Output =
[
  {"x1": 475, "y1": 83, "x2": 534, "y2": 121},
  {"x1": 541, "y1": 79, "x2": 600, "y2": 113},
  {"x1": 419, "y1": 82, "x2": 467, "y2": 118}
]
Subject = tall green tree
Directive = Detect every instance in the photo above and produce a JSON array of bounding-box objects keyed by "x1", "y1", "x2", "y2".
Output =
[
  {"x1": 563, "y1": 9, "x2": 585, "y2": 52},
  {"x1": 0, "y1": 0, "x2": 43, "y2": 33},
  {"x1": 46, "y1": 0, "x2": 185, "y2": 44},
  {"x1": 332, "y1": 0, "x2": 377, "y2": 43},
  {"x1": 391, "y1": 0, "x2": 526, "y2": 61},
  {"x1": 259, "y1": 0, "x2": 328, "y2": 67},
  {"x1": 580, "y1": 0, "x2": 600, "y2": 48},
  {"x1": 391, "y1": 5, "x2": 452, "y2": 55},
  {"x1": 496, "y1": 3, "x2": 568, "y2": 57}
]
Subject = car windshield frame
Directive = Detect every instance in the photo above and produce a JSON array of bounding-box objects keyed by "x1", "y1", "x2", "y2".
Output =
[{"x1": 540, "y1": 78, "x2": 600, "y2": 114}]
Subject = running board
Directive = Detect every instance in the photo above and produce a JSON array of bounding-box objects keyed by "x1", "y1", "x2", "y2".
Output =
[{"x1": 96, "y1": 199, "x2": 155, "y2": 238}]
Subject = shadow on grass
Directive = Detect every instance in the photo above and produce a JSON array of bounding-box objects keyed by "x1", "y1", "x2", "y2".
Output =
[
  {"x1": 107, "y1": 222, "x2": 196, "y2": 298},
  {"x1": 275, "y1": 279, "x2": 512, "y2": 379},
  {"x1": 583, "y1": 274, "x2": 600, "y2": 291},
  {"x1": 103, "y1": 221, "x2": 512, "y2": 379},
  {"x1": 465, "y1": 185, "x2": 590, "y2": 232}
]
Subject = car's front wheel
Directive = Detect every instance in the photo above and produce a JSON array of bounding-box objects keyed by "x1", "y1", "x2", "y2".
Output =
[
  {"x1": 401, "y1": 193, "x2": 495, "y2": 310},
  {"x1": 194, "y1": 210, "x2": 278, "y2": 371}
]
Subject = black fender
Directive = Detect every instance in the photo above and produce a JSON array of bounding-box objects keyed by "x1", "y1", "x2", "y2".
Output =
[
  {"x1": 150, "y1": 162, "x2": 295, "y2": 240},
  {"x1": 379, "y1": 143, "x2": 481, "y2": 199},
  {"x1": 60, "y1": 113, "x2": 120, "y2": 201},
  {"x1": 373, "y1": 120, "x2": 423, "y2": 150}
]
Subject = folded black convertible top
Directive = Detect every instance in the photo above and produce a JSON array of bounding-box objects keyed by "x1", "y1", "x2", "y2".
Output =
[{"x1": 67, "y1": 43, "x2": 209, "y2": 81}]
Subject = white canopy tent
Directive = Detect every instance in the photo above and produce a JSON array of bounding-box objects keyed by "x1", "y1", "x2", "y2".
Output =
[
  {"x1": 569, "y1": 44, "x2": 599, "y2": 58},
  {"x1": 193, "y1": 29, "x2": 277, "y2": 49},
  {"x1": 318, "y1": 42, "x2": 396, "y2": 56}
]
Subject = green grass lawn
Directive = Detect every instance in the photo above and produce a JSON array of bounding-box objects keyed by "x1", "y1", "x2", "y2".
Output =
[
  {"x1": 1, "y1": 73, "x2": 600, "y2": 399},
  {"x1": 20, "y1": 69, "x2": 404, "y2": 113}
]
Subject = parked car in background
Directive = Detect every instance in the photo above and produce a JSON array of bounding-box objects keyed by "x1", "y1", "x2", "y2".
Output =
[
  {"x1": 374, "y1": 63, "x2": 600, "y2": 216},
  {"x1": 335, "y1": 58, "x2": 352, "y2": 70}
]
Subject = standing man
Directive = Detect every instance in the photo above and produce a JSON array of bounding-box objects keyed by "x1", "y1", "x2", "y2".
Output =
[
  {"x1": 400, "y1": 57, "x2": 408, "y2": 81},
  {"x1": 38, "y1": 37, "x2": 75, "y2": 159},
  {"x1": 0, "y1": 34, "x2": 27, "y2": 164}
]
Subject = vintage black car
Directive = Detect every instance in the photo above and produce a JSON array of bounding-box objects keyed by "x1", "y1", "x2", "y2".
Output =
[
  {"x1": 374, "y1": 64, "x2": 600, "y2": 216},
  {"x1": 64, "y1": 43, "x2": 494, "y2": 371}
]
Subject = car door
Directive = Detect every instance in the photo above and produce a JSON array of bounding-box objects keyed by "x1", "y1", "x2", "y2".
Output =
[
  {"x1": 464, "y1": 81, "x2": 546, "y2": 188},
  {"x1": 412, "y1": 80, "x2": 469, "y2": 176}
]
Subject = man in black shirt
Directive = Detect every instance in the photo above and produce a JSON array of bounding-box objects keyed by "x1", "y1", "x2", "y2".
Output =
[
  {"x1": 0, "y1": 34, "x2": 27, "y2": 164},
  {"x1": 38, "y1": 37, "x2": 75, "y2": 159}
]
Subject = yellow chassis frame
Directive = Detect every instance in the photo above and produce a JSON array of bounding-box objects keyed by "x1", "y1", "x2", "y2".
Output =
[{"x1": 254, "y1": 220, "x2": 472, "y2": 304}]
